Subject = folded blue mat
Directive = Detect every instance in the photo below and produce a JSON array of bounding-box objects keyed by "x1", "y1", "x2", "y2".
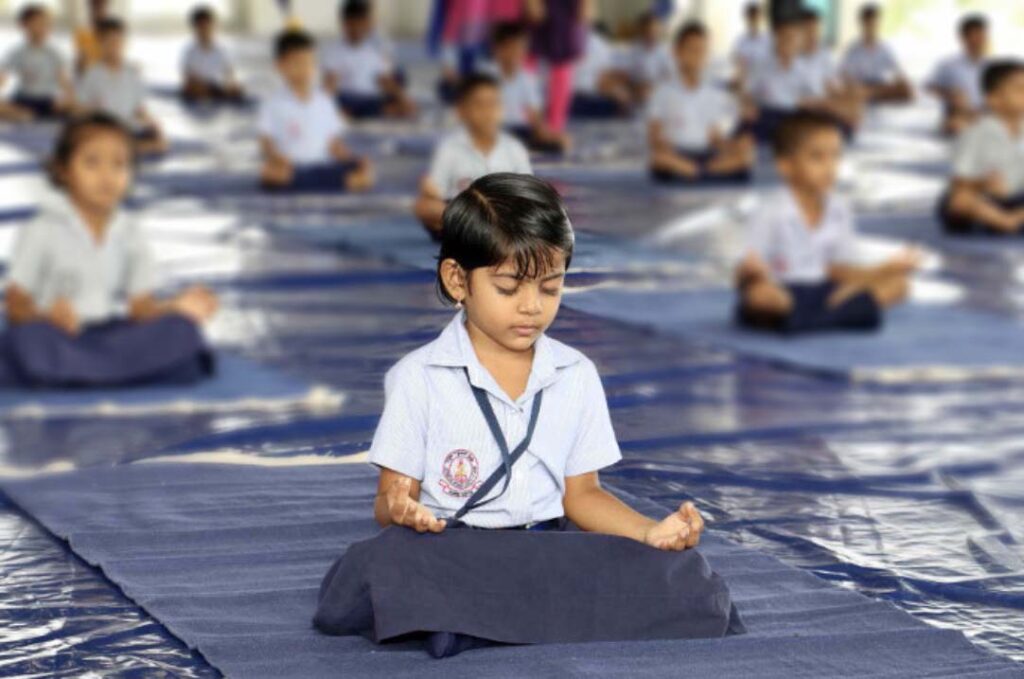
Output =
[
  {"x1": 1, "y1": 462, "x2": 1017, "y2": 678},
  {"x1": 566, "y1": 287, "x2": 1024, "y2": 381},
  {"x1": 0, "y1": 353, "x2": 336, "y2": 418},
  {"x1": 279, "y1": 216, "x2": 695, "y2": 274}
]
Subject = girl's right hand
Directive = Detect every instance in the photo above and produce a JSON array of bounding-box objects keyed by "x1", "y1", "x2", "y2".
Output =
[
  {"x1": 47, "y1": 298, "x2": 80, "y2": 336},
  {"x1": 386, "y1": 477, "x2": 447, "y2": 533}
]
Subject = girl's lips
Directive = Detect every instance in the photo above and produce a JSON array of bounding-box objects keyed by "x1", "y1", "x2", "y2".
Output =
[{"x1": 511, "y1": 325, "x2": 540, "y2": 337}]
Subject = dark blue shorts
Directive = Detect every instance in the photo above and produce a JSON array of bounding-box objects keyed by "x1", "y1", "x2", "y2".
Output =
[
  {"x1": 738, "y1": 281, "x2": 882, "y2": 335},
  {"x1": 182, "y1": 81, "x2": 247, "y2": 107},
  {"x1": 937, "y1": 190, "x2": 1024, "y2": 235},
  {"x1": 12, "y1": 93, "x2": 59, "y2": 119},
  {"x1": 336, "y1": 93, "x2": 391, "y2": 119},
  {"x1": 263, "y1": 160, "x2": 363, "y2": 193},
  {"x1": 505, "y1": 125, "x2": 564, "y2": 155},
  {"x1": 0, "y1": 315, "x2": 213, "y2": 389},
  {"x1": 314, "y1": 522, "x2": 744, "y2": 658},
  {"x1": 651, "y1": 148, "x2": 752, "y2": 185},
  {"x1": 570, "y1": 93, "x2": 624, "y2": 119}
]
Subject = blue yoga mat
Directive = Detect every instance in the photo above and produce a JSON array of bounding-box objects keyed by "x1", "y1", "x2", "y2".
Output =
[
  {"x1": 860, "y1": 211, "x2": 1024, "y2": 257},
  {"x1": 0, "y1": 354, "x2": 337, "y2": 418},
  {"x1": 1, "y1": 462, "x2": 1017, "y2": 678},
  {"x1": 565, "y1": 287, "x2": 1024, "y2": 381}
]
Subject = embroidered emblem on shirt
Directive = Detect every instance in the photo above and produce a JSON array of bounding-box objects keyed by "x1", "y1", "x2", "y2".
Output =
[{"x1": 439, "y1": 448, "x2": 482, "y2": 497}]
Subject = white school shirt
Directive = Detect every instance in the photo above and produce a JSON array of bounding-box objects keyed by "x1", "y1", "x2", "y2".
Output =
[
  {"x1": 369, "y1": 313, "x2": 622, "y2": 529},
  {"x1": 257, "y1": 86, "x2": 346, "y2": 165},
  {"x1": 181, "y1": 41, "x2": 233, "y2": 85},
  {"x1": 747, "y1": 53, "x2": 817, "y2": 110},
  {"x1": 952, "y1": 114, "x2": 1024, "y2": 195},
  {"x1": 573, "y1": 30, "x2": 614, "y2": 94},
  {"x1": 320, "y1": 37, "x2": 390, "y2": 96},
  {"x1": 499, "y1": 68, "x2": 542, "y2": 127},
  {"x1": 928, "y1": 53, "x2": 985, "y2": 111},
  {"x1": 745, "y1": 188, "x2": 859, "y2": 284},
  {"x1": 647, "y1": 76, "x2": 738, "y2": 151},
  {"x1": 1, "y1": 41, "x2": 64, "y2": 99},
  {"x1": 6, "y1": 193, "x2": 158, "y2": 324},
  {"x1": 732, "y1": 32, "x2": 771, "y2": 70},
  {"x1": 428, "y1": 128, "x2": 532, "y2": 199},
  {"x1": 801, "y1": 47, "x2": 838, "y2": 98},
  {"x1": 630, "y1": 43, "x2": 675, "y2": 85},
  {"x1": 76, "y1": 62, "x2": 146, "y2": 126},
  {"x1": 841, "y1": 40, "x2": 902, "y2": 85}
]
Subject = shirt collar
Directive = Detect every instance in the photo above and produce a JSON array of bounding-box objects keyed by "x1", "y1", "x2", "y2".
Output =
[
  {"x1": 426, "y1": 312, "x2": 581, "y2": 404},
  {"x1": 45, "y1": 191, "x2": 126, "y2": 246}
]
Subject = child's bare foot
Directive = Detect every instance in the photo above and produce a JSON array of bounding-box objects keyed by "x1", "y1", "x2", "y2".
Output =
[
  {"x1": 173, "y1": 286, "x2": 218, "y2": 323},
  {"x1": 344, "y1": 158, "x2": 375, "y2": 192}
]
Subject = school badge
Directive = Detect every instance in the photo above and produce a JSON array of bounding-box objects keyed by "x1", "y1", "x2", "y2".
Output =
[{"x1": 439, "y1": 449, "x2": 482, "y2": 497}]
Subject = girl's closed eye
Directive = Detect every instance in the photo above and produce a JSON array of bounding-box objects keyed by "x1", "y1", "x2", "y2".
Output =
[{"x1": 495, "y1": 283, "x2": 519, "y2": 296}]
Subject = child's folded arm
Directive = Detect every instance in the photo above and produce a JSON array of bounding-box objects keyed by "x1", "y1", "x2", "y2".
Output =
[{"x1": 4, "y1": 285, "x2": 41, "y2": 325}]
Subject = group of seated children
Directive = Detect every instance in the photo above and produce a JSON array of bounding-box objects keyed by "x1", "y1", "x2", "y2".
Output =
[{"x1": 1, "y1": 113, "x2": 217, "y2": 388}]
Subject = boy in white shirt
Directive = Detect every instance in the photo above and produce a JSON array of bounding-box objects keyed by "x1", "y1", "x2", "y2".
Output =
[
  {"x1": 628, "y1": 11, "x2": 674, "y2": 104},
  {"x1": 570, "y1": 23, "x2": 633, "y2": 119},
  {"x1": 321, "y1": 0, "x2": 415, "y2": 119},
  {"x1": 181, "y1": 5, "x2": 245, "y2": 105},
  {"x1": 258, "y1": 30, "x2": 374, "y2": 192},
  {"x1": 414, "y1": 74, "x2": 531, "y2": 239},
  {"x1": 743, "y1": 15, "x2": 858, "y2": 142},
  {"x1": 76, "y1": 18, "x2": 167, "y2": 156},
  {"x1": 841, "y1": 4, "x2": 912, "y2": 104},
  {"x1": 648, "y1": 22, "x2": 754, "y2": 184},
  {"x1": 940, "y1": 61, "x2": 1024, "y2": 234},
  {"x1": 0, "y1": 4, "x2": 72, "y2": 120},
  {"x1": 491, "y1": 22, "x2": 569, "y2": 155},
  {"x1": 928, "y1": 15, "x2": 989, "y2": 137},
  {"x1": 736, "y1": 111, "x2": 918, "y2": 334},
  {"x1": 731, "y1": 2, "x2": 770, "y2": 87}
]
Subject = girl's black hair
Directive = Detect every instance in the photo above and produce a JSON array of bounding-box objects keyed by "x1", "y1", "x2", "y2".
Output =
[
  {"x1": 436, "y1": 173, "x2": 574, "y2": 305},
  {"x1": 48, "y1": 112, "x2": 135, "y2": 188}
]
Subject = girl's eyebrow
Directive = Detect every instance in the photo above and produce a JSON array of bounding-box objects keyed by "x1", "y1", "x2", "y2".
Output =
[{"x1": 491, "y1": 270, "x2": 567, "y2": 281}]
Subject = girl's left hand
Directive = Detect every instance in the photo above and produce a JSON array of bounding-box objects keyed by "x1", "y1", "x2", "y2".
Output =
[{"x1": 643, "y1": 502, "x2": 704, "y2": 551}]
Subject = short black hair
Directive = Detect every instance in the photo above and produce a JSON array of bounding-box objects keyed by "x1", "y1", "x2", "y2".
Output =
[
  {"x1": 341, "y1": 0, "x2": 370, "y2": 21},
  {"x1": 455, "y1": 72, "x2": 500, "y2": 103},
  {"x1": 190, "y1": 5, "x2": 215, "y2": 26},
  {"x1": 18, "y1": 3, "x2": 45, "y2": 24},
  {"x1": 275, "y1": 29, "x2": 315, "y2": 59},
  {"x1": 771, "y1": 110, "x2": 843, "y2": 157},
  {"x1": 437, "y1": 173, "x2": 574, "y2": 305},
  {"x1": 492, "y1": 21, "x2": 528, "y2": 46},
  {"x1": 674, "y1": 20, "x2": 707, "y2": 46},
  {"x1": 960, "y1": 14, "x2": 987, "y2": 36},
  {"x1": 48, "y1": 112, "x2": 135, "y2": 188},
  {"x1": 96, "y1": 16, "x2": 125, "y2": 36},
  {"x1": 744, "y1": 2, "x2": 761, "y2": 18},
  {"x1": 800, "y1": 7, "x2": 820, "y2": 23},
  {"x1": 860, "y1": 3, "x2": 880, "y2": 22},
  {"x1": 982, "y1": 59, "x2": 1024, "y2": 95}
]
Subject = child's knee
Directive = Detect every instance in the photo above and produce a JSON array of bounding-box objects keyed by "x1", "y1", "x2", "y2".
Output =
[{"x1": 744, "y1": 280, "x2": 791, "y2": 315}]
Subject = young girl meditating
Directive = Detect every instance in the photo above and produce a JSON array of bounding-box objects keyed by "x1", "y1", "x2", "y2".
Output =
[
  {"x1": 1, "y1": 113, "x2": 217, "y2": 388},
  {"x1": 314, "y1": 173, "x2": 741, "y2": 658}
]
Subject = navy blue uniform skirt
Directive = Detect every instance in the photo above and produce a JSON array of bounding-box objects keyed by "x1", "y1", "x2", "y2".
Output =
[
  {"x1": 937, "y1": 190, "x2": 1024, "y2": 234},
  {"x1": 650, "y1": 148, "x2": 752, "y2": 185},
  {"x1": 737, "y1": 281, "x2": 882, "y2": 335},
  {"x1": 336, "y1": 93, "x2": 392, "y2": 119},
  {"x1": 0, "y1": 315, "x2": 213, "y2": 388},
  {"x1": 262, "y1": 160, "x2": 363, "y2": 193},
  {"x1": 313, "y1": 523, "x2": 744, "y2": 658},
  {"x1": 570, "y1": 93, "x2": 624, "y2": 119}
]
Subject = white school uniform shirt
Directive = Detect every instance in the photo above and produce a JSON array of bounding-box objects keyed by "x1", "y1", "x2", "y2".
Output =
[
  {"x1": 952, "y1": 114, "x2": 1024, "y2": 195},
  {"x1": 841, "y1": 40, "x2": 902, "y2": 85},
  {"x1": 428, "y1": 128, "x2": 532, "y2": 199},
  {"x1": 573, "y1": 30, "x2": 614, "y2": 94},
  {"x1": 76, "y1": 62, "x2": 146, "y2": 126},
  {"x1": 499, "y1": 68, "x2": 543, "y2": 127},
  {"x1": 745, "y1": 188, "x2": 859, "y2": 284},
  {"x1": 1, "y1": 41, "x2": 64, "y2": 99},
  {"x1": 257, "y1": 86, "x2": 346, "y2": 165},
  {"x1": 320, "y1": 37, "x2": 390, "y2": 95},
  {"x1": 181, "y1": 41, "x2": 233, "y2": 86},
  {"x1": 6, "y1": 193, "x2": 158, "y2": 324},
  {"x1": 369, "y1": 313, "x2": 622, "y2": 528},
  {"x1": 747, "y1": 53, "x2": 817, "y2": 110},
  {"x1": 928, "y1": 53, "x2": 985, "y2": 111},
  {"x1": 732, "y1": 32, "x2": 771, "y2": 70},
  {"x1": 630, "y1": 43, "x2": 675, "y2": 85},
  {"x1": 801, "y1": 47, "x2": 838, "y2": 98},
  {"x1": 647, "y1": 76, "x2": 738, "y2": 152}
]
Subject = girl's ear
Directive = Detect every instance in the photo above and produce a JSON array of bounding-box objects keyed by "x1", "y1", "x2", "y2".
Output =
[{"x1": 439, "y1": 258, "x2": 468, "y2": 304}]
